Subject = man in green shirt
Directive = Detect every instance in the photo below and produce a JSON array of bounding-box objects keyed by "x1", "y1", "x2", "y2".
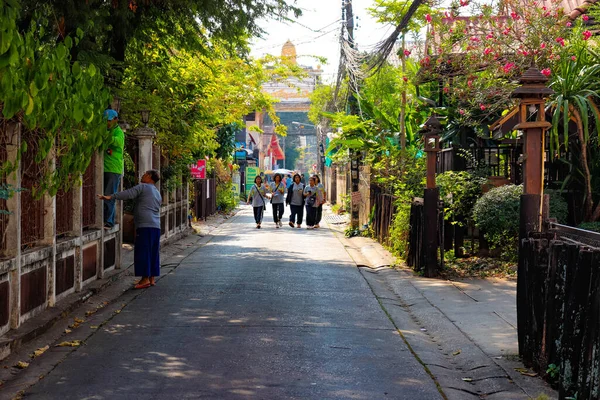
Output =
[{"x1": 103, "y1": 109, "x2": 125, "y2": 228}]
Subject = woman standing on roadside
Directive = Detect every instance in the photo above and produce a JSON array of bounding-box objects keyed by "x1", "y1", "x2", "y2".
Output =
[
  {"x1": 269, "y1": 173, "x2": 286, "y2": 228},
  {"x1": 247, "y1": 175, "x2": 268, "y2": 229},
  {"x1": 286, "y1": 174, "x2": 305, "y2": 228},
  {"x1": 304, "y1": 176, "x2": 319, "y2": 230},
  {"x1": 313, "y1": 175, "x2": 326, "y2": 229}
]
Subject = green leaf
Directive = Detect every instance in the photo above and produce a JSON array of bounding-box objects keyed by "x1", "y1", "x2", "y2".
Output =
[
  {"x1": 72, "y1": 61, "x2": 81, "y2": 77},
  {"x1": 73, "y1": 104, "x2": 83, "y2": 122},
  {"x1": 25, "y1": 94, "x2": 34, "y2": 115},
  {"x1": 76, "y1": 28, "x2": 84, "y2": 39},
  {"x1": 88, "y1": 64, "x2": 96, "y2": 77},
  {"x1": 0, "y1": 28, "x2": 13, "y2": 55},
  {"x1": 64, "y1": 36, "x2": 72, "y2": 49}
]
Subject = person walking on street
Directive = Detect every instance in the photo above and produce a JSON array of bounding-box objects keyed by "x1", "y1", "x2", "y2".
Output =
[
  {"x1": 313, "y1": 175, "x2": 326, "y2": 229},
  {"x1": 269, "y1": 173, "x2": 286, "y2": 228},
  {"x1": 286, "y1": 174, "x2": 304, "y2": 228},
  {"x1": 304, "y1": 176, "x2": 319, "y2": 230},
  {"x1": 285, "y1": 175, "x2": 292, "y2": 188},
  {"x1": 98, "y1": 170, "x2": 162, "y2": 289},
  {"x1": 247, "y1": 176, "x2": 268, "y2": 229},
  {"x1": 102, "y1": 109, "x2": 125, "y2": 229},
  {"x1": 300, "y1": 173, "x2": 306, "y2": 185}
]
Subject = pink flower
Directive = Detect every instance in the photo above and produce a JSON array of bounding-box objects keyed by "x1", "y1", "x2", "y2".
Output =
[
  {"x1": 502, "y1": 28, "x2": 510, "y2": 35},
  {"x1": 425, "y1": 14, "x2": 432, "y2": 23},
  {"x1": 467, "y1": 80, "x2": 473, "y2": 87},
  {"x1": 484, "y1": 47, "x2": 492, "y2": 55},
  {"x1": 566, "y1": 22, "x2": 572, "y2": 27},
  {"x1": 470, "y1": 36, "x2": 480, "y2": 42},
  {"x1": 510, "y1": 11, "x2": 519, "y2": 20},
  {"x1": 443, "y1": 87, "x2": 449, "y2": 93},
  {"x1": 583, "y1": 15, "x2": 590, "y2": 21},
  {"x1": 486, "y1": 33, "x2": 494, "y2": 39},
  {"x1": 480, "y1": 104, "x2": 486, "y2": 111},
  {"x1": 460, "y1": 0, "x2": 469, "y2": 6},
  {"x1": 403, "y1": 76, "x2": 408, "y2": 82},
  {"x1": 542, "y1": 6, "x2": 547, "y2": 10},
  {"x1": 556, "y1": 37, "x2": 565, "y2": 46},
  {"x1": 541, "y1": 68, "x2": 551, "y2": 77},
  {"x1": 521, "y1": 50, "x2": 529, "y2": 56},
  {"x1": 503, "y1": 62, "x2": 515, "y2": 73},
  {"x1": 459, "y1": 109, "x2": 465, "y2": 115},
  {"x1": 540, "y1": 43, "x2": 546, "y2": 49},
  {"x1": 404, "y1": 49, "x2": 412, "y2": 57},
  {"x1": 572, "y1": 56, "x2": 577, "y2": 61},
  {"x1": 583, "y1": 30, "x2": 592, "y2": 40}
]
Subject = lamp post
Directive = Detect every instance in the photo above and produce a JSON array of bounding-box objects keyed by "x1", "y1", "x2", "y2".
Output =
[
  {"x1": 134, "y1": 109, "x2": 157, "y2": 182},
  {"x1": 511, "y1": 67, "x2": 554, "y2": 237},
  {"x1": 421, "y1": 115, "x2": 442, "y2": 277}
]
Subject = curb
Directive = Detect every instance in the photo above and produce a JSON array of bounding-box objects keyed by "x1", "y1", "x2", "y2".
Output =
[{"x1": 0, "y1": 221, "x2": 211, "y2": 362}]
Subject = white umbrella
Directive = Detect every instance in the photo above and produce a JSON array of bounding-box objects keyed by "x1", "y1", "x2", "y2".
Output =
[{"x1": 272, "y1": 168, "x2": 294, "y2": 175}]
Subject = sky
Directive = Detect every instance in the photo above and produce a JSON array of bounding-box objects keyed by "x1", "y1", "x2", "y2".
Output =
[{"x1": 250, "y1": 0, "x2": 396, "y2": 83}]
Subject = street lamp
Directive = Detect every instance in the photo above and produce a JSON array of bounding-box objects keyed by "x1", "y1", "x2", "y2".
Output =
[{"x1": 419, "y1": 114, "x2": 442, "y2": 278}]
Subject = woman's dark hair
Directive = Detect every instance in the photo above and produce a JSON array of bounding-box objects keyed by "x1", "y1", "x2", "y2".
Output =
[
  {"x1": 147, "y1": 169, "x2": 160, "y2": 183},
  {"x1": 293, "y1": 173, "x2": 301, "y2": 182},
  {"x1": 274, "y1": 173, "x2": 282, "y2": 182},
  {"x1": 254, "y1": 175, "x2": 262, "y2": 184},
  {"x1": 313, "y1": 175, "x2": 320, "y2": 183}
]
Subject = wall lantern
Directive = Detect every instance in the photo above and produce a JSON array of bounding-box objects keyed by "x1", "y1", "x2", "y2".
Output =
[{"x1": 140, "y1": 109, "x2": 150, "y2": 127}]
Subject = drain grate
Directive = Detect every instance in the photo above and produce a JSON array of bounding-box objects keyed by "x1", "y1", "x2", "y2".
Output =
[{"x1": 325, "y1": 214, "x2": 348, "y2": 224}]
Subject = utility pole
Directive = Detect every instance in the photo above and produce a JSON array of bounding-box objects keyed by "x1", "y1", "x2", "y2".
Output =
[{"x1": 345, "y1": 0, "x2": 361, "y2": 229}]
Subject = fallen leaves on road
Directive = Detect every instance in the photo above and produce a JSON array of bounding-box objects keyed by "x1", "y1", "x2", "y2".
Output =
[
  {"x1": 90, "y1": 326, "x2": 99, "y2": 329},
  {"x1": 85, "y1": 310, "x2": 96, "y2": 317},
  {"x1": 64, "y1": 329, "x2": 72, "y2": 334},
  {"x1": 55, "y1": 340, "x2": 81, "y2": 347},
  {"x1": 514, "y1": 367, "x2": 538, "y2": 377},
  {"x1": 69, "y1": 317, "x2": 85, "y2": 329},
  {"x1": 461, "y1": 378, "x2": 473, "y2": 382},
  {"x1": 30, "y1": 345, "x2": 49, "y2": 359},
  {"x1": 452, "y1": 350, "x2": 462, "y2": 356},
  {"x1": 14, "y1": 361, "x2": 29, "y2": 369}
]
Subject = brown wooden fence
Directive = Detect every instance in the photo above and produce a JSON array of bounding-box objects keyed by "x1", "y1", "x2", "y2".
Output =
[
  {"x1": 370, "y1": 188, "x2": 395, "y2": 245},
  {"x1": 0, "y1": 131, "x2": 7, "y2": 253},
  {"x1": 82, "y1": 155, "x2": 96, "y2": 229},
  {"x1": 20, "y1": 137, "x2": 44, "y2": 249},
  {"x1": 519, "y1": 225, "x2": 600, "y2": 399},
  {"x1": 194, "y1": 179, "x2": 216, "y2": 220},
  {"x1": 55, "y1": 187, "x2": 73, "y2": 237}
]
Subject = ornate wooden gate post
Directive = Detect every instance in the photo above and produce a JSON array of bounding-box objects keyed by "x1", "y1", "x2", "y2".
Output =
[
  {"x1": 512, "y1": 68, "x2": 554, "y2": 238},
  {"x1": 422, "y1": 115, "x2": 442, "y2": 278},
  {"x1": 512, "y1": 67, "x2": 553, "y2": 356}
]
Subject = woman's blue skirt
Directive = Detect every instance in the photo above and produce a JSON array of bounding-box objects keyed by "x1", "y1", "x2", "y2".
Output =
[{"x1": 134, "y1": 228, "x2": 161, "y2": 277}]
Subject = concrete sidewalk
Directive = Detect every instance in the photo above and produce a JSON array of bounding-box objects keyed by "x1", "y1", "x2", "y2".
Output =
[{"x1": 325, "y1": 210, "x2": 557, "y2": 399}]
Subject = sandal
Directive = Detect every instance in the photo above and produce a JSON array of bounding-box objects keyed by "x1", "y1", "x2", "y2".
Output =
[{"x1": 134, "y1": 282, "x2": 151, "y2": 289}]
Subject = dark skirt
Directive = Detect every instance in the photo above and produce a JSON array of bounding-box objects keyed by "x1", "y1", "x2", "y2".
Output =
[{"x1": 134, "y1": 228, "x2": 161, "y2": 277}]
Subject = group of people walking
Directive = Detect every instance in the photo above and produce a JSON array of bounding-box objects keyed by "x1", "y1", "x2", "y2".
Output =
[{"x1": 247, "y1": 173, "x2": 325, "y2": 230}]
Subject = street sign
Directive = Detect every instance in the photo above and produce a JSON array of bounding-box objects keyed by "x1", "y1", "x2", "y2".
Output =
[
  {"x1": 245, "y1": 167, "x2": 260, "y2": 194},
  {"x1": 190, "y1": 159, "x2": 206, "y2": 179}
]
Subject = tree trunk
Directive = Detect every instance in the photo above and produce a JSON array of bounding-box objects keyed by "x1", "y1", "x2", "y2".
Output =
[{"x1": 572, "y1": 107, "x2": 594, "y2": 221}]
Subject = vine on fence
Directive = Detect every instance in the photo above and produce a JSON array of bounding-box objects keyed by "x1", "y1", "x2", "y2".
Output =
[{"x1": 0, "y1": 0, "x2": 111, "y2": 197}]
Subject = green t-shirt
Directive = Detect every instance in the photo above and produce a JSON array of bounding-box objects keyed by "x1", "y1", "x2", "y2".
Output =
[{"x1": 104, "y1": 125, "x2": 124, "y2": 174}]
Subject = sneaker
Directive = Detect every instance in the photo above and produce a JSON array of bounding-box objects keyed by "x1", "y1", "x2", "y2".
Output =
[
  {"x1": 279, "y1": 221, "x2": 283, "y2": 227},
  {"x1": 256, "y1": 224, "x2": 260, "y2": 229},
  {"x1": 307, "y1": 226, "x2": 313, "y2": 230},
  {"x1": 289, "y1": 221, "x2": 295, "y2": 228},
  {"x1": 314, "y1": 224, "x2": 320, "y2": 229},
  {"x1": 275, "y1": 224, "x2": 280, "y2": 229},
  {"x1": 296, "y1": 224, "x2": 301, "y2": 228}
]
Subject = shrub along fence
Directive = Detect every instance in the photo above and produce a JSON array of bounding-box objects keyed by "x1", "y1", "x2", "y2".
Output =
[{"x1": 518, "y1": 223, "x2": 600, "y2": 400}]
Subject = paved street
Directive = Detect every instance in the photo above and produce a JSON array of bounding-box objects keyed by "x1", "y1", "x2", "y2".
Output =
[{"x1": 22, "y1": 206, "x2": 443, "y2": 400}]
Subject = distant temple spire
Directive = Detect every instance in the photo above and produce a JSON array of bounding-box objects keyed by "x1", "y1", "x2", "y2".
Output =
[{"x1": 281, "y1": 40, "x2": 297, "y2": 64}]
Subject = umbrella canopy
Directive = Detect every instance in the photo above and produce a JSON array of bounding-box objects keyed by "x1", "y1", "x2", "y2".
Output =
[{"x1": 272, "y1": 168, "x2": 294, "y2": 176}]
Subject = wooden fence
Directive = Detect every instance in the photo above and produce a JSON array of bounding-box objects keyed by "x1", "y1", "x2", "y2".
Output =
[
  {"x1": 194, "y1": 179, "x2": 217, "y2": 221},
  {"x1": 370, "y1": 188, "x2": 395, "y2": 245},
  {"x1": 519, "y1": 224, "x2": 600, "y2": 399}
]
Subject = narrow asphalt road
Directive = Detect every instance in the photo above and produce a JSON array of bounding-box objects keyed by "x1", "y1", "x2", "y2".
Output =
[{"x1": 23, "y1": 206, "x2": 443, "y2": 400}]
